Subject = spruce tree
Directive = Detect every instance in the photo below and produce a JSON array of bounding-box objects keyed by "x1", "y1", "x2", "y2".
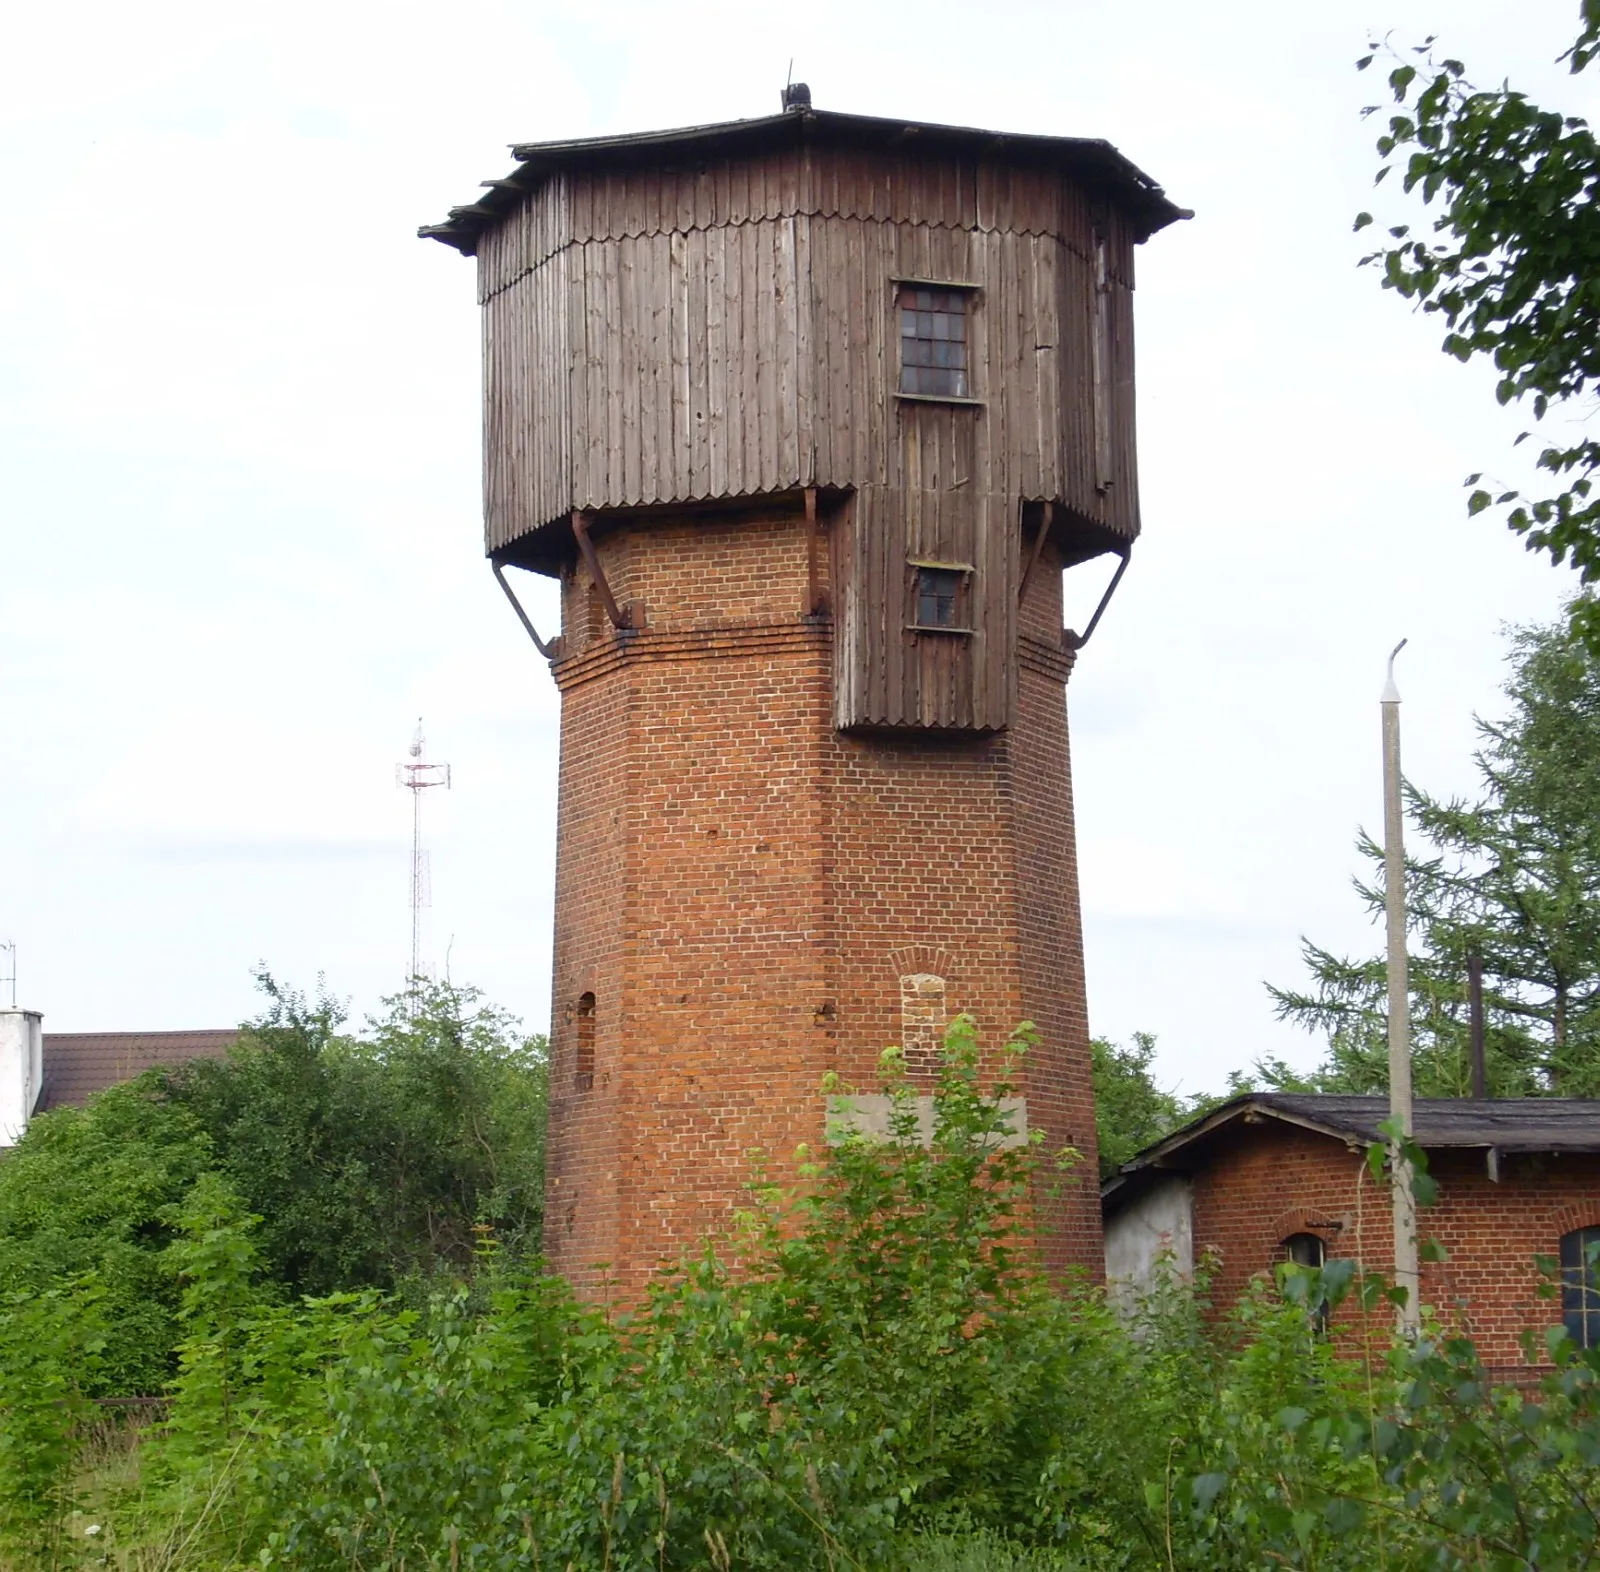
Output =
[{"x1": 1268, "y1": 604, "x2": 1600, "y2": 1096}]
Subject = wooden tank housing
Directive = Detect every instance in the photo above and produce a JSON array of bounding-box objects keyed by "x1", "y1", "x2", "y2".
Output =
[
  {"x1": 423, "y1": 104, "x2": 1184, "y2": 1292},
  {"x1": 425, "y1": 107, "x2": 1184, "y2": 733}
]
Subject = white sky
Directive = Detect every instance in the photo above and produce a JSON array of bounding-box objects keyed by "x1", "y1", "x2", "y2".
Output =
[{"x1": 1, "y1": 0, "x2": 1588, "y2": 1096}]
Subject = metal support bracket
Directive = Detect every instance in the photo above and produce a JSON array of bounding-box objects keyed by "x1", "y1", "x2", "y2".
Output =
[
  {"x1": 1063, "y1": 544, "x2": 1132, "y2": 652},
  {"x1": 1017, "y1": 500, "x2": 1054, "y2": 602},
  {"x1": 571, "y1": 510, "x2": 631, "y2": 630},
  {"x1": 491, "y1": 560, "x2": 557, "y2": 660},
  {"x1": 804, "y1": 486, "x2": 827, "y2": 616}
]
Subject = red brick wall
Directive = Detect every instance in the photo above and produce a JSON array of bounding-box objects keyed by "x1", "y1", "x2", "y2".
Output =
[
  {"x1": 1188, "y1": 1121, "x2": 1600, "y2": 1371},
  {"x1": 543, "y1": 501, "x2": 1101, "y2": 1292}
]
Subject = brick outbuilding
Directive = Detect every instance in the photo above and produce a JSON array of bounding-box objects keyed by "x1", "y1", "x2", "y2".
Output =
[{"x1": 1103, "y1": 1095, "x2": 1600, "y2": 1375}]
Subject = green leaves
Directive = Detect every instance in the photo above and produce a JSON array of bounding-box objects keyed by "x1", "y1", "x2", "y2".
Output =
[
  {"x1": 1091, "y1": 1030, "x2": 1203, "y2": 1176},
  {"x1": 0, "y1": 1283, "x2": 103, "y2": 1565},
  {"x1": 1190, "y1": 1470, "x2": 1229, "y2": 1512},
  {"x1": 161, "y1": 972, "x2": 550, "y2": 1299},
  {"x1": 1355, "y1": 28, "x2": 1600, "y2": 636}
]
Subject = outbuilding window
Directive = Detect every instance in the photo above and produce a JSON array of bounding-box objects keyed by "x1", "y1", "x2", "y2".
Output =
[
  {"x1": 1561, "y1": 1227, "x2": 1600, "y2": 1348},
  {"x1": 1279, "y1": 1232, "x2": 1330, "y2": 1333},
  {"x1": 898, "y1": 285, "x2": 972, "y2": 398},
  {"x1": 1283, "y1": 1233, "x2": 1326, "y2": 1271}
]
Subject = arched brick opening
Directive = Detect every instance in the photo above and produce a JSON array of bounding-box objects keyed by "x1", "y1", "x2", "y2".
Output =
[{"x1": 574, "y1": 992, "x2": 596, "y2": 1093}]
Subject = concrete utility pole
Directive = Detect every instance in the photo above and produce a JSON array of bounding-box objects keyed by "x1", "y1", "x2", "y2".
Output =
[{"x1": 1382, "y1": 642, "x2": 1421, "y2": 1337}]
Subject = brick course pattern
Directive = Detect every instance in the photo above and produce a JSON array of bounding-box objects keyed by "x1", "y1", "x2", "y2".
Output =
[
  {"x1": 1190, "y1": 1120, "x2": 1600, "y2": 1373},
  {"x1": 543, "y1": 502, "x2": 1101, "y2": 1293}
]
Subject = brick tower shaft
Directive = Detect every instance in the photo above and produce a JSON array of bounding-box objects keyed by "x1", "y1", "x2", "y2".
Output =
[{"x1": 544, "y1": 505, "x2": 1099, "y2": 1289}]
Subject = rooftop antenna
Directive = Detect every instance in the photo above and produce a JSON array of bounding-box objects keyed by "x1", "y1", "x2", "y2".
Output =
[
  {"x1": 0, "y1": 942, "x2": 14, "y2": 1010},
  {"x1": 396, "y1": 721, "x2": 451, "y2": 1001}
]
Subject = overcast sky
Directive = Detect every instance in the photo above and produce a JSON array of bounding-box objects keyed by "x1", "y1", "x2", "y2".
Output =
[{"x1": 1, "y1": 0, "x2": 1589, "y2": 1096}]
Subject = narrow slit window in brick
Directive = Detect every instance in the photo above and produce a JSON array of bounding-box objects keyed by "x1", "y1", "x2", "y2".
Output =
[{"x1": 574, "y1": 992, "x2": 596, "y2": 1093}]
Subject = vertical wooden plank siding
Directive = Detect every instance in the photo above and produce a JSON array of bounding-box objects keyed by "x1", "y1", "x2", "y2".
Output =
[{"x1": 480, "y1": 148, "x2": 1146, "y2": 725}]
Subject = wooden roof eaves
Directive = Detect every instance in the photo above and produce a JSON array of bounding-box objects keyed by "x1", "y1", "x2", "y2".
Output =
[
  {"x1": 1102, "y1": 1094, "x2": 1600, "y2": 1214},
  {"x1": 422, "y1": 106, "x2": 1189, "y2": 257},
  {"x1": 1100, "y1": 1096, "x2": 1375, "y2": 1211}
]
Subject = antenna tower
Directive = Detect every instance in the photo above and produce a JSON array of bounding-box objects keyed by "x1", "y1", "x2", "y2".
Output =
[
  {"x1": 396, "y1": 721, "x2": 451, "y2": 990},
  {"x1": 0, "y1": 942, "x2": 14, "y2": 1010}
]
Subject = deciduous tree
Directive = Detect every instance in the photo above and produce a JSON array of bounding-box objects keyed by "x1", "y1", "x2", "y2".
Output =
[{"x1": 1356, "y1": 6, "x2": 1600, "y2": 646}]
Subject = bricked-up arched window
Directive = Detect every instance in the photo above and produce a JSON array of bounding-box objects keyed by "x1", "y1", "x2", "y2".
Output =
[
  {"x1": 574, "y1": 992, "x2": 596, "y2": 1093},
  {"x1": 1561, "y1": 1227, "x2": 1600, "y2": 1348},
  {"x1": 899, "y1": 973, "x2": 946, "y2": 1069}
]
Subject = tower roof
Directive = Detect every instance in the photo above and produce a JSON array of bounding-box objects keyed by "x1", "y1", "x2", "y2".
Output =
[{"x1": 419, "y1": 105, "x2": 1189, "y2": 256}]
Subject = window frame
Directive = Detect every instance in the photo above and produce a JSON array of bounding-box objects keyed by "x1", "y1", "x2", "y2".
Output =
[
  {"x1": 1561, "y1": 1227, "x2": 1600, "y2": 1349},
  {"x1": 1278, "y1": 1232, "x2": 1331, "y2": 1334},
  {"x1": 907, "y1": 558, "x2": 975, "y2": 635},
  {"x1": 893, "y1": 278, "x2": 983, "y2": 406}
]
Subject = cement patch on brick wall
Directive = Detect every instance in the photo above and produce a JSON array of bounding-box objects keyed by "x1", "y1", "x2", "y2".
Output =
[{"x1": 825, "y1": 1093, "x2": 1028, "y2": 1150}]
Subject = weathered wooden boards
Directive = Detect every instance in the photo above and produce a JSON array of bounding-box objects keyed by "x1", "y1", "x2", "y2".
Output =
[
  {"x1": 478, "y1": 147, "x2": 1140, "y2": 556},
  {"x1": 477, "y1": 141, "x2": 1144, "y2": 732}
]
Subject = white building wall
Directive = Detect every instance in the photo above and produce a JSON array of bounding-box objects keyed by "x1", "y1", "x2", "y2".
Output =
[
  {"x1": 1104, "y1": 1176, "x2": 1194, "y2": 1313},
  {"x1": 0, "y1": 1010, "x2": 43, "y2": 1147}
]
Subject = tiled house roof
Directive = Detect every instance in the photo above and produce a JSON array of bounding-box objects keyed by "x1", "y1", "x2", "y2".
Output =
[{"x1": 38, "y1": 1030, "x2": 238, "y2": 1111}]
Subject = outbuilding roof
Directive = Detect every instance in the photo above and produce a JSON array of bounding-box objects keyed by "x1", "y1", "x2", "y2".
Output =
[
  {"x1": 1102, "y1": 1093, "x2": 1600, "y2": 1210},
  {"x1": 38, "y1": 1030, "x2": 237, "y2": 1112},
  {"x1": 419, "y1": 105, "x2": 1189, "y2": 256}
]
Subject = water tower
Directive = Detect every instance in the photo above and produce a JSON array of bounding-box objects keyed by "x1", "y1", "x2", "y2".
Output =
[{"x1": 423, "y1": 94, "x2": 1184, "y2": 1289}]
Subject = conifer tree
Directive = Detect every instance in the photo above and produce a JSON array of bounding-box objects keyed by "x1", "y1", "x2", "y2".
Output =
[{"x1": 1268, "y1": 604, "x2": 1600, "y2": 1095}]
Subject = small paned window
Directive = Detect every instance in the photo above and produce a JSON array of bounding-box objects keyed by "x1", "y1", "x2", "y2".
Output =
[
  {"x1": 1280, "y1": 1233, "x2": 1330, "y2": 1333},
  {"x1": 1283, "y1": 1233, "x2": 1326, "y2": 1270},
  {"x1": 574, "y1": 992, "x2": 596, "y2": 1093},
  {"x1": 1561, "y1": 1227, "x2": 1600, "y2": 1348},
  {"x1": 899, "y1": 286, "x2": 971, "y2": 398},
  {"x1": 914, "y1": 566, "x2": 964, "y2": 629}
]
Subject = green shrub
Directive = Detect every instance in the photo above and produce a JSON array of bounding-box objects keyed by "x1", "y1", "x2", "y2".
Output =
[
  {"x1": 161, "y1": 973, "x2": 548, "y2": 1299},
  {"x1": 0, "y1": 1282, "x2": 102, "y2": 1566},
  {"x1": 23, "y1": 1013, "x2": 1600, "y2": 1571},
  {"x1": 0, "y1": 1080, "x2": 210, "y2": 1397}
]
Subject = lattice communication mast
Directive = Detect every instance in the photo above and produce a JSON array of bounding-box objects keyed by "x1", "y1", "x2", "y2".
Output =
[{"x1": 396, "y1": 720, "x2": 450, "y2": 986}]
